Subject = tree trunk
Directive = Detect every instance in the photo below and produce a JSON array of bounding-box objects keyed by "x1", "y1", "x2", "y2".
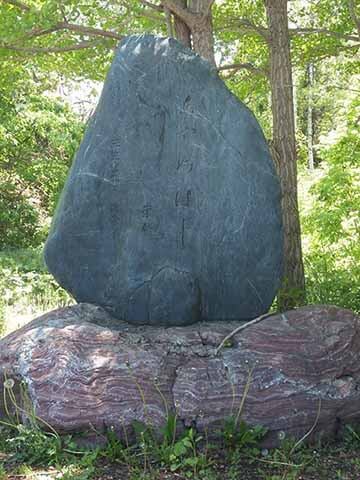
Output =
[
  {"x1": 164, "y1": 7, "x2": 174, "y2": 38},
  {"x1": 189, "y1": 0, "x2": 215, "y2": 65},
  {"x1": 293, "y1": 74, "x2": 298, "y2": 133},
  {"x1": 307, "y1": 63, "x2": 314, "y2": 171},
  {"x1": 173, "y1": 0, "x2": 191, "y2": 48},
  {"x1": 162, "y1": 0, "x2": 215, "y2": 65},
  {"x1": 264, "y1": 0, "x2": 305, "y2": 310},
  {"x1": 191, "y1": 16, "x2": 215, "y2": 65}
]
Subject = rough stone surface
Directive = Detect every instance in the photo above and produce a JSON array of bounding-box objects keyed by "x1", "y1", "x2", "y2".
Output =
[
  {"x1": 1, "y1": 304, "x2": 360, "y2": 447},
  {"x1": 44, "y1": 34, "x2": 283, "y2": 326}
]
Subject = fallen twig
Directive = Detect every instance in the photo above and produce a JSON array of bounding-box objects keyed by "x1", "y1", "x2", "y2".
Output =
[{"x1": 215, "y1": 312, "x2": 276, "y2": 355}]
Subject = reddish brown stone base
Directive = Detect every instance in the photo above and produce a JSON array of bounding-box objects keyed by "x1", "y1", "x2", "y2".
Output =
[{"x1": 1, "y1": 304, "x2": 359, "y2": 447}]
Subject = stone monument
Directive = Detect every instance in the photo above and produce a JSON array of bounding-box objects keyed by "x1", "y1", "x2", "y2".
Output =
[{"x1": 44, "y1": 34, "x2": 283, "y2": 326}]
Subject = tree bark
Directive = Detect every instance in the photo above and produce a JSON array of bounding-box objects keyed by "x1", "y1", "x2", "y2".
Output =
[
  {"x1": 189, "y1": 0, "x2": 215, "y2": 65},
  {"x1": 191, "y1": 15, "x2": 215, "y2": 65},
  {"x1": 161, "y1": 0, "x2": 215, "y2": 65},
  {"x1": 293, "y1": 75, "x2": 298, "y2": 133},
  {"x1": 264, "y1": 0, "x2": 305, "y2": 309},
  {"x1": 173, "y1": 0, "x2": 191, "y2": 48},
  {"x1": 164, "y1": 7, "x2": 174, "y2": 37},
  {"x1": 307, "y1": 63, "x2": 314, "y2": 171}
]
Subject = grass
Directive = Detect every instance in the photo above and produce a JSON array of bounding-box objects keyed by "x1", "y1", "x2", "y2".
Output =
[{"x1": 0, "y1": 247, "x2": 73, "y2": 336}]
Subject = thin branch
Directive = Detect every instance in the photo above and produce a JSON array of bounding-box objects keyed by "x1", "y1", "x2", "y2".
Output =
[
  {"x1": 17, "y1": 21, "x2": 123, "y2": 42},
  {"x1": 215, "y1": 312, "x2": 277, "y2": 355},
  {"x1": 348, "y1": 0, "x2": 360, "y2": 39},
  {"x1": 312, "y1": 42, "x2": 360, "y2": 62},
  {"x1": 221, "y1": 20, "x2": 359, "y2": 44},
  {"x1": 59, "y1": 3, "x2": 68, "y2": 23},
  {"x1": 218, "y1": 62, "x2": 268, "y2": 77},
  {"x1": 219, "y1": 18, "x2": 269, "y2": 41},
  {"x1": 0, "y1": 40, "x2": 108, "y2": 54},
  {"x1": 139, "y1": 0, "x2": 164, "y2": 12},
  {"x1": 289, "y1": 27, "x2": 359, "y2": 43},
  {"x1": 331, "y1": 85, "x2": 360, "y2": 93},
  {"x1": 343, "y1": 43, "x2": 360, "y2": 49},
  {"x1": 58, "y1": 22, "x2": 123, "y2": 40},
  {"x1": 17, "y1": 25, "x2": 64, "y2": 41},
  {"x1": 1, "y1": 0, "x2": 30, "y2": 11},
  {"x1": 289, "y1": 398, "x2": 322, "y2": 454}
]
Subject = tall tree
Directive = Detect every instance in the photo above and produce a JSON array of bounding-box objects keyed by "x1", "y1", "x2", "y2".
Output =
[
  {"x1": 264, "y1": 0, "x2": 305, "y2": 309},
  {"x1": 306, "y1": 63, "x2": 315, "y2": 172},
  {"x1": 172, "y1": 0, "x2": 191, "y2": 48}
]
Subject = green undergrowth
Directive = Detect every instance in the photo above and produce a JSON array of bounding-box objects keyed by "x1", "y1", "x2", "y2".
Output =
[
  {"x1": 298, "y1": 132, "x2": 360, "y2": 313},
  {"x1": 1, "y1": 413, "x2": 360, "y2": 480},
  {"x1": 0, "y1": 247, "x2": 72, "y2": 336}
]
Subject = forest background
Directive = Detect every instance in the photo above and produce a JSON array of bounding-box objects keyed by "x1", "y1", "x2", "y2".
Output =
[{"x1": 0, "y1": 0, "x2": 359, "y2": 336}]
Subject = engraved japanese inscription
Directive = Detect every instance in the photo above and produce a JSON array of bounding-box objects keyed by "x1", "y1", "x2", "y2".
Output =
[{"x1": 44, "y1": 34, "x2": 283, "y2": 326}]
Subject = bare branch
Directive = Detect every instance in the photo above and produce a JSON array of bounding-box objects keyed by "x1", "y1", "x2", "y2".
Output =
[
  {"x1": 218, "y1": 62, "x2": 268, "y2": 78},
  {"x1": 219, "y1": 18, "x2": 269, "y2": 41},
  {"x1": 348, "y1": 0, "x2": 360, "y2": 39},
  {"x1": 59, "y1": 22, "x2": 123, "y2": 40},
  {"x1": 18, "y1": 25, "x2": 64, "y2": 40},
  {"x1": 17, "y1": 21, "x2": 123, "y2": 42},
  {"x1": 289, "y1": 27, "x2": 359, "y2": 43},
  {"x1": 0, "y1": 40, "x2": 109, "y2": 54},
  {"x1": 59, "y1": 3, "x2": 68, "y2": 23},
  {"x1": 220, "y1": 20, "x2": 359, "y2": 45},
  {"x1": 1, "y1": 0, "x2": 30, "y2": 11},
  {"x1": 215, "y1": 312, "x2": 276, "y2": 355},
  {"x1": 312, "y1": 42, "x2": 360, "y2": 62}
]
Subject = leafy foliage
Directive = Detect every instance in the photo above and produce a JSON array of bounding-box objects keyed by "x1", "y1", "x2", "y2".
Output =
[
  {"x1": 222, "y1": 417, "x2": 267, "y2": 452},
  {"x1": 0, "y1": 73, "x2": 83, "y2": 248},
  {"x1": 308, "y1": 133, "x2": 359, "y2": 245},
  {"x1": 344, "y1": 424, "x2": 360, "y2": 449},
  {"x1": 302, "y1": 95, "x2": 360, "y2": 312},
  {"x1": 0, "y1": 248, "x2": 72, "y2": 337},
  {"x1": 0, "y1": 183, "x2": 40, "y2": 248},
  {"x1": 131, "y1": 417, "x2": 209, "y2": 475},
  {"x1": 3, "y1": 424, "x2": 63, "y2": 466}
]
